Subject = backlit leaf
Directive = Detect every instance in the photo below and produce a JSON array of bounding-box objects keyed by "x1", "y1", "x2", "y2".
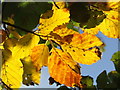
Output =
[
  {"x1": 12, "y1": 33, "x2": 40, "y2": 60},
  {"x1": 46, "y1": 24, "x2": 78, "y2": 44},
  {"x1": 83, "y1": 4, "x2": 120, "y2": 38},
  {"x1": 52, "y1": 1, "x2": 66, "y2": 10},
  {"x1": 21, "y1": 56, "x2": 40, "y2": 85},
  {"x1": 62, "y1": 33, "x2": 103, "y2": 65},
  {"x1": 99, "y1": 10, "x2": 120, "y2": 38},
  {"x1": 53, "y1": 25, "x2": 78, "y2": 37},
  {"x1": 30, "y1": 44, "x2": 49, "y2": 71},
  {"x1": 3, "y1": 38, "x2": 17, "y2": 51},
  {"x1": 48, "y1": 48, "x2": 81, "y2": 87},
  {"x1": 106, "y1": 2, "x2": 120, "y2": 11},
  {"x1": 37, "y1": 8, "x2": 70, "y2": 36},
  {"x1": 1, "y1": 49, "x2": 23, "y2": 88}
]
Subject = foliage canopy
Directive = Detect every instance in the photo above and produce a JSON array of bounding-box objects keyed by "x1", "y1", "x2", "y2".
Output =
[{"x1": 0, "y1": 1, "x2": 120, "y2": 89}]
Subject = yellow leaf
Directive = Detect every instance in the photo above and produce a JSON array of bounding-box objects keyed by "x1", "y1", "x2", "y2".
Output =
[
  {"x1": 48, "y1": 48, "x2": 81, "y2": 87},
  {"x1": 52, "y1": 1, "x2": 66, "y2": 10},
  {"x1": 12, "y1": 33, "x2": 40, "y2": 60},
  {"x1": 83, "y1": 2, "x2": 120, "y2": 38},
  {"x1": 106, "y1": 1, "x2": 120, "y2": 11},
  {"x1": 3, "y1": 38, "x2": 18, "y2": 51},
  {"x1": 0, "y1": 43, "x2": 4, "y2": 49},
  {"x1": 53, "y1": 24, "x2": 78, "y2": 37},
  {"x1": 22, "y1": 56, "x2": 40, "y2": 85},
  {"x1": 30, "y1": 44, "x2": 49, "y2": 71},
  {"x1": 61, "y1": 33, "x2": 103, "y2": 65},
  {"x1": 7, "y1": 17, "x2": 15, "y2": 30},
  {"x1": 37, "y1": 8, "x2": 70, "y2": 36},
  {"x1": 1, "y1": 49, "x2": 23, "y2": 88},
  {"x1": 9, "y1": 30, "x2": 22, "y2": 39},
  {"x1": 82, "y1": 26, "x2": 100, "y2": 35},
  {"x1": 98, "y1": 10, "x2": 120, "y2": 38},
  {"x1": 41, "y1": 24, "x2": 78, "y2": 44}
]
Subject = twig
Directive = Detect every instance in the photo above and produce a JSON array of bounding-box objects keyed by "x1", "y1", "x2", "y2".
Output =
[
  {"x1": 0, "y1": 79, "x2": 12, "y2": 90},
  {"x1": 52, "y1": 0, "x2": 60, "y2": 9},
  {"x1": 2, "y1": 21, "x2": 49, "y2": 38},
  {"x1": 2, "y1": 21, "x2": 40, "y2": 36}
]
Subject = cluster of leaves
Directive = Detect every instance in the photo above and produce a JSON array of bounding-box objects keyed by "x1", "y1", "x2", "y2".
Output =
[{"x1": 0, "y1": 1, "x2": 120, "y2": 89}]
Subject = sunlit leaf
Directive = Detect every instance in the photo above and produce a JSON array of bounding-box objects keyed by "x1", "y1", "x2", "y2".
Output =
[
  {"x1": 1, "y1": 49, "x2": 23, "y2": 88},
  {"x1": 2, "y1": 2, "x2": 52, "y2": 35},
  {"x1": 62, "y1": 33, "x2": 103, "y2": 65},
  {"x1": 52, "y1": 1, "x2": 66, "y2": 10},
  {"x1": 105, "y1": 2, "x2": 120, "y2": 11},
  {"x1": 37, "y1": 8, "x2": 70, "y2": 36},
  {"x1": 83, "y1": 5, "x2": 120, "y2": 38},
  {"x1": 53, "y1": 24, "x2": 78, "y2": 37},
  {"x1": 99, "y1": 10, "x2": 120, "y2": 38},
  {"x1": 12, "y1": 33, "x2": 40, "y2": 60},
  {"x1": 30, "y1": 44, "x2": 49, "y2": 71},
  {"x1": 3, "y1": 38, "x2": 17, "y2": 51},
  {"x1": 48, "y1": 48, "x2": 81, "y2": 87},
  {"x1": 21, "y1": 56, "x2": 40, "y2": 85}
]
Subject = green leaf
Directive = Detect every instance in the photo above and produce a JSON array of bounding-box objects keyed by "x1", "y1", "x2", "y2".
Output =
[
  {"x1": 69, "y1": 2, "x2": 90, "y2": 24},
  {"x1": 111, "y1": 51, "x2": 120, "y2": 73},
  {"x1": 2, "y1": 2, "x2": 52, "y2": 35},
  {"x1": 81, "y1": 10, "x2": 105, "y2": 29},
  {"x1": 81, "y1": 76, "x2": 94, "y2": 88},
  {"x1": 67, "y1": 20, "x2": 80, "y2": 32},
  {"x1": 96, "y1": 70, "x2": 110, "y2": 89},
  {"x1": 108, "y1": 71, "x2": 120, "y2": 88}
]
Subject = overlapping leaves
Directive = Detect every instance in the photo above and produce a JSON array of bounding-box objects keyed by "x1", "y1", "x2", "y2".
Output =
[
  {"x1": 83, "y1": 2, "x2": 120, "y2": 38},
  {"x1": 1, "y1": 1, "x2": 118, "y2": 89}
]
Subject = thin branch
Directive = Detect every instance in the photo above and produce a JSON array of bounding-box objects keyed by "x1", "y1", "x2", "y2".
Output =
[
  {"x1": 2, "y1": 21, "x2": 50, "y2": 38},
  {"x1": 2, "y1": 21, "x2": 41, "y2": 36},
  {"x1": 52, "y1": 0, "x2": 60, "y2": 9},
  {"x1": 0, "y1": 79, "x2": 12, "y2": 90}
]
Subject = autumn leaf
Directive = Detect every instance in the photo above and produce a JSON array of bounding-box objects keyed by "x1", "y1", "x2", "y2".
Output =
[
  {"x1": 6, "y1": 17, "x2": 15, "y2": 30},
  {"x1": 21, "y1": 56, "x2": 40, "y2": 85},
  {"x1": 61, "y1": 33, "x2": 103, "y2": 65},
  {"x1": 37, "y1": 8, "x2": 70, "y2": 36},
  {"x1": 4, "y1": 17, "x2": 21, "y2": 39},
  {"x1": 48, "y1": 48, "x2": 81, "y2": 87},
  {"x1": 0, "y1": 29, "x2": 7, "y2": 43},
  {"x1": 12, "y1": 33, "x2": 40, "y2": 60},
  {"x1": 1, "y1": 49, "x2": 23, "y2": 88},
  {"x1": 3, "y1": 38, "x2": 18, "y2": 51},
  {"x1": 106, "y1": 2, "x2": 120, "y2": 11},
  {"x1": 30, "y1": 44, "x2": 49, "y2": 71},
  {"x1": 52, "y1": 24, "x2": 78, "y2": 37},
  {"x1": 83, "y1": 2, "x2": 120, "y2": 38},
  {"x1": 41, "y1": 24, "x2": 78, "y2": 43},
  {"x1": 52, "y1": 1, "x2": 66, "y2": 10},
  {"x1": 98, "y1": 10, "x2": 120, "y2": 38}
]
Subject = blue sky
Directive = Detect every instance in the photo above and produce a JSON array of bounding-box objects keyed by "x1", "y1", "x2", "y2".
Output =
[{"x1": 21, "y1": 31, "x2": 119, "y2": 88}]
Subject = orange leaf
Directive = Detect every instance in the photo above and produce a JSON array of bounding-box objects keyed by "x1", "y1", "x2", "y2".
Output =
[
  {"x1": 62, "y1": 33, "x2": 103, "y2": 65},
  {"x1": 30, "y1": 44, "x2": 49, "y2": 71},
  {"x1": 48, "y1": 48, "x2": 81, "y2": 87}
]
